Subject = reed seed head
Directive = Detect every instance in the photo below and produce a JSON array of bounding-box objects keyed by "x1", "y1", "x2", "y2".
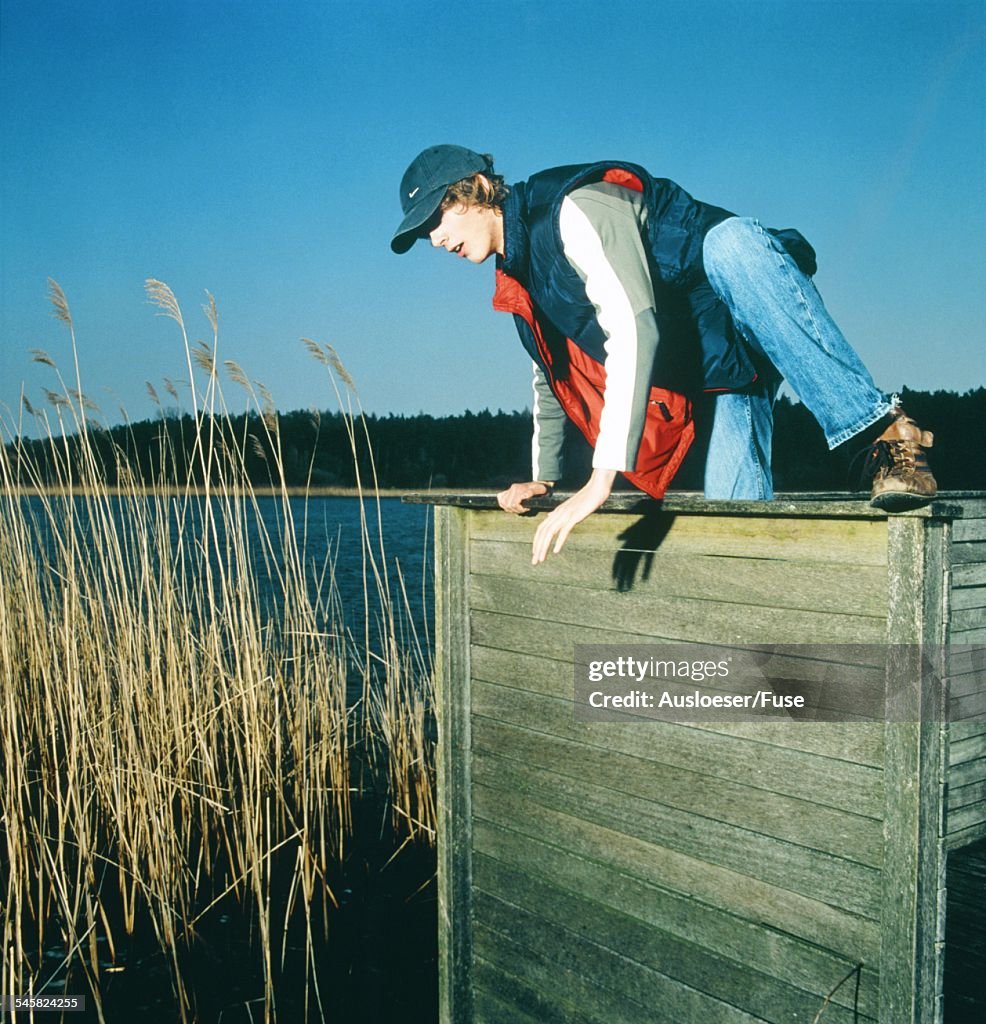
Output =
[
  {"x1": 191, "y1": 342, "x2": 216, "y2": 377},
  {"x1": 248, "y1": 433, "x2": 267, "y2": 460},
  {"x1": 47, "y1": 278, "x2": 73, "y2": 327},
  {"x1": 145, "y1": 279, "x2": 184, "y2": 326},
  {"x1": 202, "y1": 292, "x2": 218, "y2": 333},
  {"x1": 302, "y1": 338, "x2": 329, "y2": 366},
  {"x1": 224, "y1": 361, "x2": 249, "y2": 389},
  {"x1": 324, "y1": 345, "x2": 357, "y2": 393},
  {"x1": 43, "y1": 387, "x2": 69, "y2": 408},
  {"x1": 30, "y1": 348, "x2": 56, "y2": 368}
]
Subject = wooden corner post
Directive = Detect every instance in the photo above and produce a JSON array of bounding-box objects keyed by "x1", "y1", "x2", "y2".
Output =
[
  {"x1": 435, "y1": 505, "x2": 474, "y2": 1024},
  {"x1": 880, "y1": 514, "x2": 950, "y2": 1024}
]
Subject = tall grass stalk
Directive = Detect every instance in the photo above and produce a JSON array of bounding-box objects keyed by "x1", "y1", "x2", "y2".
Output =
[{"x1": 0, "y1": 282, "x2": 435, "y2": 1022}]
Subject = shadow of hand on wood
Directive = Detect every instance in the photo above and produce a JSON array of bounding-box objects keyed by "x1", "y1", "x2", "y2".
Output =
[{"x1": 611, "y1": 505, "x2": 675, "y2": 593}]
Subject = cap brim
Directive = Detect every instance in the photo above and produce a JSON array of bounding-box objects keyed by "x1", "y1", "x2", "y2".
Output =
[{"x1": 390, "y1": 185, "x2": 446, "y2": 254}]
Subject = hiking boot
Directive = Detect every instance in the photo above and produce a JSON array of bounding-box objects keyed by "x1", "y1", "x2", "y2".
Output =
[{"x1": 862, "y1": 409, "x2": 937, "y2": 511}]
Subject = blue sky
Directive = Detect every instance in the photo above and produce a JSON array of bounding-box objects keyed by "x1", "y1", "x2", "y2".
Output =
[{"x1": 1, "y1": 0, "x2": 984, "y2": 434}]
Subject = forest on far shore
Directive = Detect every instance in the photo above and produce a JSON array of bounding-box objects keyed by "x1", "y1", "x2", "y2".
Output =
[{"x1": 7, "y1": 387, "x2": 984, "y2": 494}]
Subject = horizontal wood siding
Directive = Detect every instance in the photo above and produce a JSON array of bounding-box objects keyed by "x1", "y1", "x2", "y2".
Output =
[
  {"x1": 467, "y1": 508, "x2": 887, "y2": 1023},
  {"x1": 947, "y1": 513, "x2": 986, "y2": 847},
  {"x1": 943, "y1": 838, "x2": 986, "y2": 1020}
]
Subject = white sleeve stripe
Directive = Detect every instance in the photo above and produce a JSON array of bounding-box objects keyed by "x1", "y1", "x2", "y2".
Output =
[
  {"x1": 531, "y1": 362, "x2": 542, "y2": 479},
  {"x1": 558, "y1": 196, "x2": 638, "y2": 471}
]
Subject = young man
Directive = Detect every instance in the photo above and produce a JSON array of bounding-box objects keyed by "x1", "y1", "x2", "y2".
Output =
[{"x1": 391, "y1": 144, "x2": 937, "y2": 563}]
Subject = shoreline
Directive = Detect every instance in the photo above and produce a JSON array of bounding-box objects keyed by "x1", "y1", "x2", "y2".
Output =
[{"x1": 5, "y1": 485, "x2": 485, "y2": 498}]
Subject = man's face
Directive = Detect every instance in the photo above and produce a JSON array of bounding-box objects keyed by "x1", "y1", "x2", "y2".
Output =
[{"x1": 428, "y1": 203, "x2": 503, "y2": 263}]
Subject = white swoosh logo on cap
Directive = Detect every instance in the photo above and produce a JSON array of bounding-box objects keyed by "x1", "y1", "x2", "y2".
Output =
[{"x1": 408, "y1": 187, "x2": 420, "y2": 198}]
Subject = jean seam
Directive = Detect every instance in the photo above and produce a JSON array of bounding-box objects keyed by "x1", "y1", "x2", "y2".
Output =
[
  {"x1": 757, "y1": 221, "x2": 828, "y2": 362},
  {"x1": 742, "y1": 393, "x2": 768, "y2": 500},
  {"x1": 827, "y1": 401, "x2": 895, "y2": 449}
]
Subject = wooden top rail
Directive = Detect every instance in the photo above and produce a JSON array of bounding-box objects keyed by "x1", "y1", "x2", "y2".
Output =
[{"x1": 405, "y1": 489, "x2": 985, "y2": 519}]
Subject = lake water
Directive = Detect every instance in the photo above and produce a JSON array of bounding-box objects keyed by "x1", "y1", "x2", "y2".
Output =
[
  {"x1": 19, "y1": 492, "x2": 436, "y2": 669},
  {"x1": 271, "y1": 494, "x2": 435, "y2": 646}
]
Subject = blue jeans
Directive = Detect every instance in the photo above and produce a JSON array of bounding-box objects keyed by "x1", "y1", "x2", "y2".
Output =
[{"x1": 700, "y1": 217, "x2": 892, "y2": 500}]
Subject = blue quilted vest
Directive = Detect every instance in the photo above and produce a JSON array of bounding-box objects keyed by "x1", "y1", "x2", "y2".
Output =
[{"x1": 498, "y1": 160, "x2": 815, "y2": 392}]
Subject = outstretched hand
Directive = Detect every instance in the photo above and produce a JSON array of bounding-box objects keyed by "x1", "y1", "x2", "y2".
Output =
[{"x1": 531, "y1": 469, "x2": 616, "y2": 564}]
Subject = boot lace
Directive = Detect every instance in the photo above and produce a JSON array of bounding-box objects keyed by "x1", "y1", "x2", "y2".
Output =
[{"x1": 849, "y1": 439, "x2": 916, "y2": 491}]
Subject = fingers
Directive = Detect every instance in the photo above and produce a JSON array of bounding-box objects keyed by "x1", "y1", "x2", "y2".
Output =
[
  {"x1": 529, "y1": 473, "x2": 613, "y2": 563},
  {"x1": 497, "y1": 486, "x2": 527, "y2": 514},
  {"x1": 498, "y1": 476, "x2": 607, "y2": 561},
  {"x1": 532, "y1": 508, "x2": 577, "y2": 564},
  {"x1": 531, "y1": 495, "x2": 593, "y2": 564},
  {"x1": 497, "y1": 481, "x2": 549, "y2": 515}
]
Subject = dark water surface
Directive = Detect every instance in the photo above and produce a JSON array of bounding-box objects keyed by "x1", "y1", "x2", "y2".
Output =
[
  {"x1": 22, "y1": 493, "x2": 434, "y2": 649},
  {"x1": 75, "y1": 799, "x2": 439, "y2": 1024}
]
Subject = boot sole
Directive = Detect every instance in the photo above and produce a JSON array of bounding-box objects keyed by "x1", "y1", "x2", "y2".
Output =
[{"x1": 870, "y1": 491, "x2": 936, "y2": 512}]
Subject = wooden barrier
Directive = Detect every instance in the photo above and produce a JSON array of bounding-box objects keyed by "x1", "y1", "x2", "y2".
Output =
[{"x1": 409, "y1": 492, "x2": 986, "y2": 1024}]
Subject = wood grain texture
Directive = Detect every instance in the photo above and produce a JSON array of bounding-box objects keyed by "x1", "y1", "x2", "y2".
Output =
[
  {"x1": 879, "y1": 518, "x2": 948, "y2": 1022},
  {"x1": 425, "y1": 497, "x2": 986, "y2": 1023},
  {"x1": 434, "y1": 505, "x2": 474, "y2": 1024},
  {"x1": 470, "y1": 706, "x2": 884, "y2": 866},
  {"x1": 473, "y1": 820, "x2": 880, "y2": 1019}
]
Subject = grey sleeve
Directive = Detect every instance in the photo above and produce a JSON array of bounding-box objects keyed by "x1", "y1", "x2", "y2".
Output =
[
  {"x1": 531, "y1": 362, "x2": 566, "y2": 482},
  {"x1": 558, "y1": 183, "x2": 661, "y2": 472}
]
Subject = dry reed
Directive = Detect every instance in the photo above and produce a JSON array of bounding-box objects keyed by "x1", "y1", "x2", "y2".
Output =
[{"x1": 0, "y1": 282, "x2": 435, "y2": 1022}]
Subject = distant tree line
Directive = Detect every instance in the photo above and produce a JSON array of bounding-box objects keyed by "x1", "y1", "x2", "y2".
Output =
[{"x1": 7, "y1": 387, "x2": 984, "y2": 493}]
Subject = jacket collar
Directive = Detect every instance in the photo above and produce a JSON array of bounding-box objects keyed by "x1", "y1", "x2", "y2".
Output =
[{"x1": 497, "y1": 182, "x2": 530, "y2": 283}]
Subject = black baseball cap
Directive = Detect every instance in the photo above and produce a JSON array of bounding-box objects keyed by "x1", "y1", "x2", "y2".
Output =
[{"x1": 391, "y1": 144, "x2": 491, "y2": 254}]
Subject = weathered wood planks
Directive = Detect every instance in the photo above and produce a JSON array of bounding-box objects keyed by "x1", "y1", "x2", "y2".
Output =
[
  {"x1": 946, "y1": 506, "x2": 986, "y2": 849},
  {"x1": 425, "y1": 494, "x2": 986, "y2": 1024}
]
